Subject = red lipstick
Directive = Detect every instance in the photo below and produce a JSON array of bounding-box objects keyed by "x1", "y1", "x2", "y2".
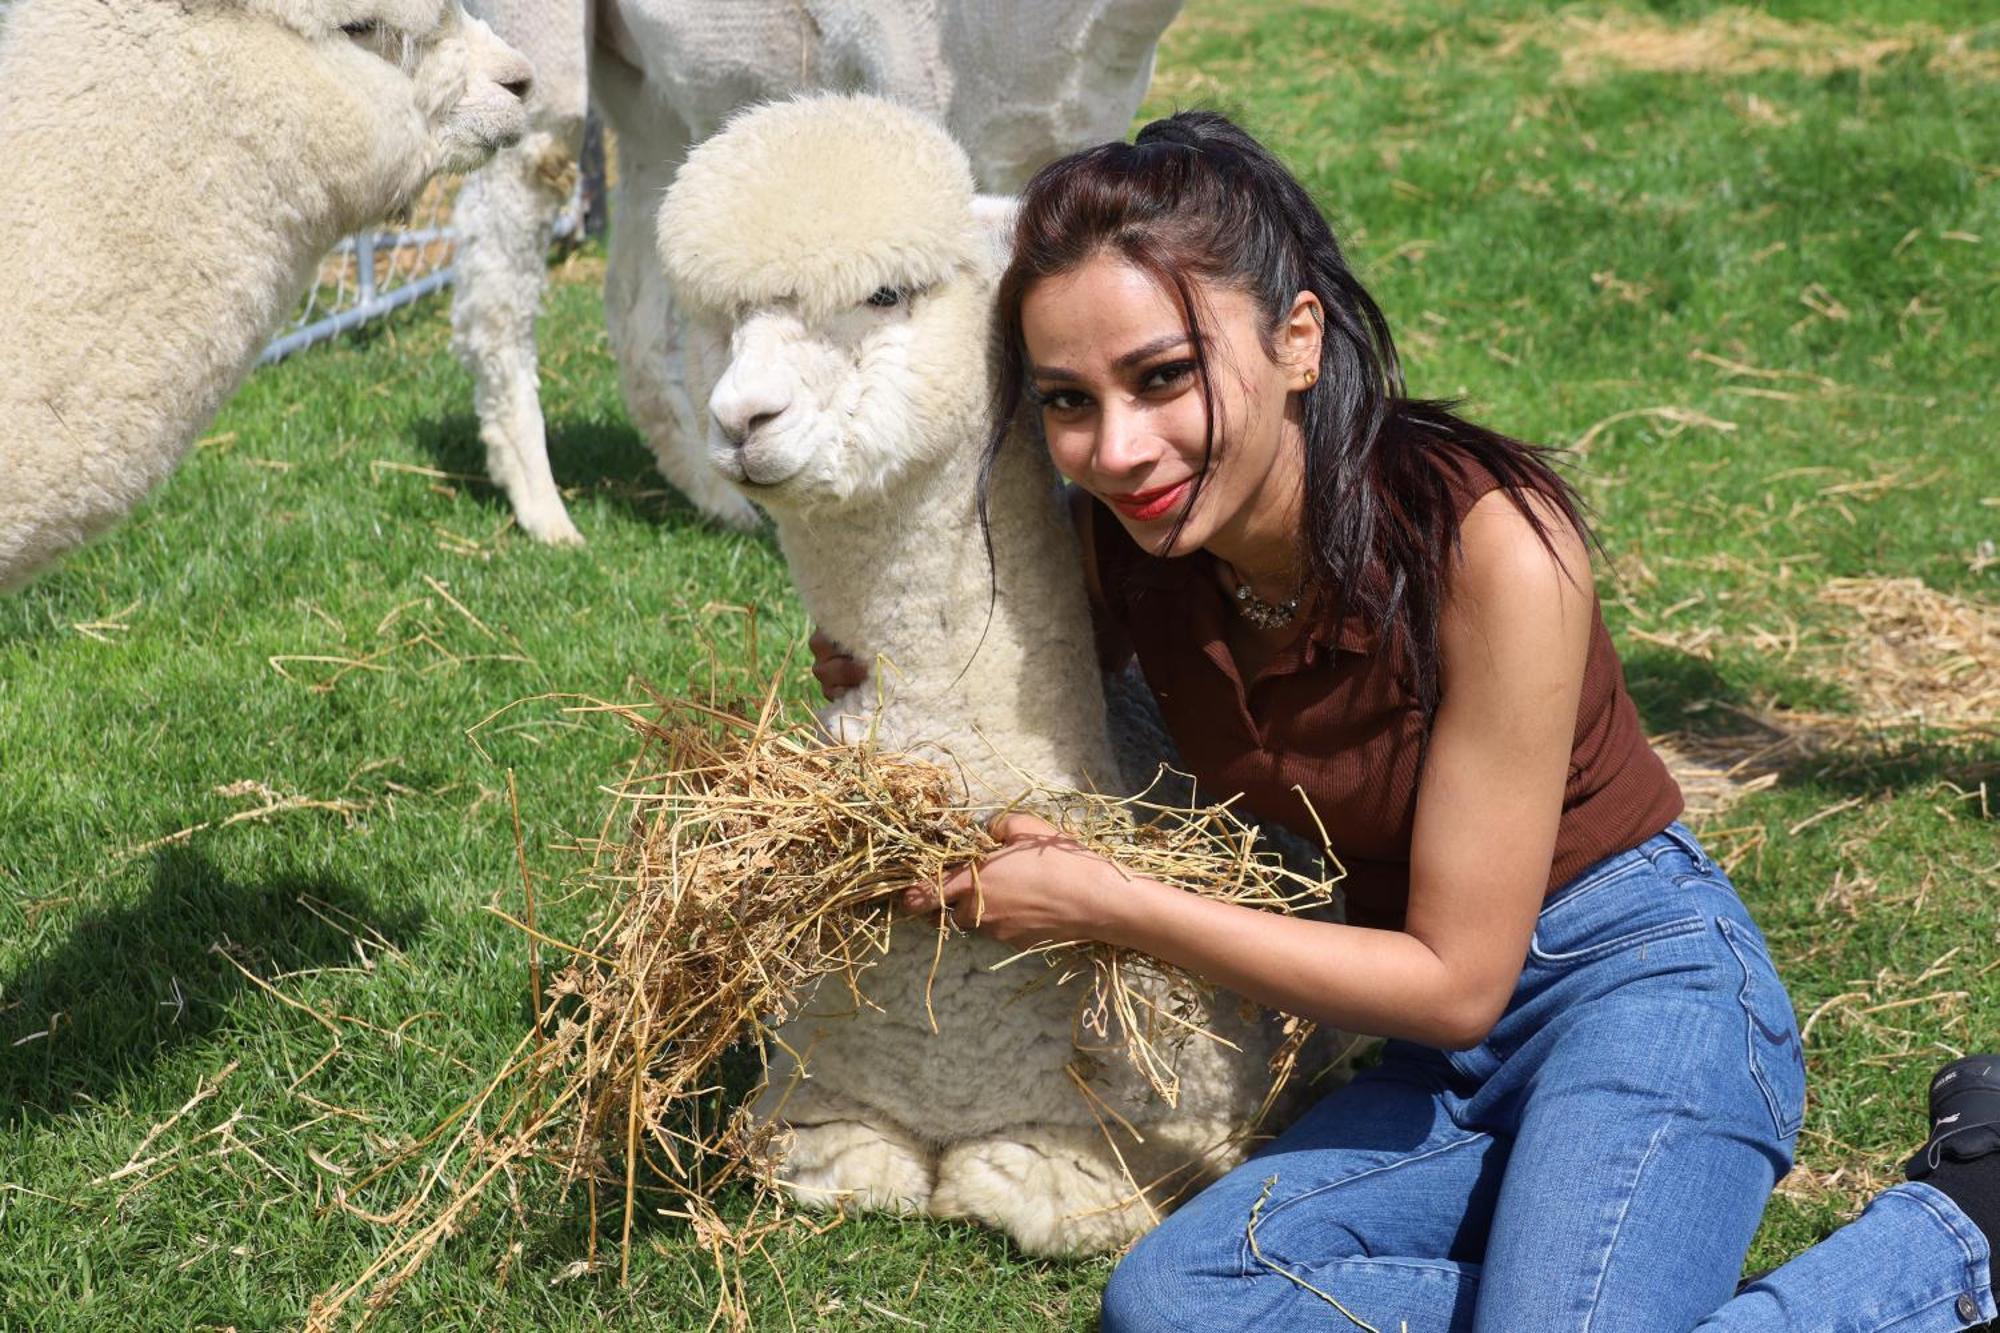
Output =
[{"x1": 1107, "y1": 477, "x2": 1195, "y2": 522}]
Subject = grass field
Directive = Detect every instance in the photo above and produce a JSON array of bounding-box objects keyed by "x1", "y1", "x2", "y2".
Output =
[{"x1": 2, "y1": 1, "x2": 1995, "y2": 1327}]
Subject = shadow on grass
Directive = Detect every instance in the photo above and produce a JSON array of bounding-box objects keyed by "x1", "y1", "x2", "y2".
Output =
[
  {"x1": 410, "y1": 413, "x2": 763, "y2": 540},
  {"x1": 1624, "y1": 646, "x2": 2000, "y2": 805},
  {"x1": 1780, "y1": 736, "x2": 2000, "y2": 803},
  {"x1": 0, "y1": 847, "x2": 424, "y2": 1124},
  {"x1": 1623, "y1": 646, "x2": 1764, "y2": 737}
]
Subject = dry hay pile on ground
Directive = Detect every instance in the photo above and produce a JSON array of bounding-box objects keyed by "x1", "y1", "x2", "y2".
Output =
[
  {"x1": 311, "y1": 691, "x2": 1336, "y2": 1327},
  {"x1": 1655, "y1": 576, "x2": 1997, "y2": 828},
  {"x1": 1492, "y1": 10, "x2": 1997, "y2": 85},
  {"x1": 1813, "y1": 577, "x2": 1999, "y2": 737}
]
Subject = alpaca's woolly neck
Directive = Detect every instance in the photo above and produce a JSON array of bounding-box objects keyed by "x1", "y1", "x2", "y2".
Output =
[
  {"x1": 0, "y1": 0, "x2": 437, "y2": 587},
  {"x1": 777, "y1": 424, "x2": 1117, "y2": 802}
]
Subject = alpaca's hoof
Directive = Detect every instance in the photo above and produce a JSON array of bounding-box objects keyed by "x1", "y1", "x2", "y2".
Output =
[
  {"x1": 516, "y1": 504, "x2": 585, "y2": 546},
  {"x1": 776, "y1": 1119, "x2": 934, "y2": 1214}
]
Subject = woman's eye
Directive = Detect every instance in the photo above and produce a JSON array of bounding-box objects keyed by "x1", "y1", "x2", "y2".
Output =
[
  {"x1": 865, "y1": 286, "x2": 904, "y2": 309},
  {"x1": 1142, "y1": 360, "x2": 1196, "y2": 391},
  {"x1": 1034, "y1": 389, "x2": 1090, "y2": 414}
]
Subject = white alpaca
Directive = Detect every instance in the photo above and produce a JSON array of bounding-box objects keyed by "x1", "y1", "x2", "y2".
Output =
[
  {"x1": 449, "y1": 0, "x2": 1185, "y2": 546},
  {"x1": 658, "y1": 94, "x2": 1291, "y2": 1257},
  {"x1": 0, "y1": 0, "x2": 533, "y2": 590}
]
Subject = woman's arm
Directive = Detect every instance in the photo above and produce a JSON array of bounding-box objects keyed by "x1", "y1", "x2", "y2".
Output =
[
  {"x1": 1399, "y1": 488, "x2": 1595, "y2": 1039},
  {"x1": 917, "y1": 489, "x2": 1595, "y2": 1050}
]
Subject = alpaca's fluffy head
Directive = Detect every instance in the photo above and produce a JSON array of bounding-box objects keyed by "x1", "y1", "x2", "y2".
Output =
[
  {"x1": 658, "y1": 94, "x2": 1014, "y2": 511},
  {"x1": 242, "y1": 0, "x2": 531, "y2": 175}
]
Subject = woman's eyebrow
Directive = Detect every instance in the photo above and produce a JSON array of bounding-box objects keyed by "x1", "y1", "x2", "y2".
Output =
[
  {"x1": 1113, "y1": 333, "x2": 1192, "y2": 370},
  {"x1": 1031, "y1": 333, "x2": 1192, "y2": 383}
]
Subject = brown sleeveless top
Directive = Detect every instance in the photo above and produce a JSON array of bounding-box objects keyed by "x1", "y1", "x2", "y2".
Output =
[{"x1": 1091, "y1": 455, "x2": 1683, "y2": 931}]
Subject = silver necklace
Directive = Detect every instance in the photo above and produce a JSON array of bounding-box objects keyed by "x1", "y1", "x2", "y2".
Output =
[{"x1": 1223, "y1": 567, "x2": 1301, "y2": 630}]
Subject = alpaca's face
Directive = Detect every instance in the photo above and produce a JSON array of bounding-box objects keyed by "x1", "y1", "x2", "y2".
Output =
[
  {"x1": 694, "y1": 272, "x2": 995, "y2": 511},
  {"x1": 250, "y1": 0, "x2": 531, "y2": 176},
  {"x1": 655, "y1": 98, "x2": 1007, "y2": 512},
  {"x1": 688, "y1": 200, "x2": 1020, "y2": 514}
]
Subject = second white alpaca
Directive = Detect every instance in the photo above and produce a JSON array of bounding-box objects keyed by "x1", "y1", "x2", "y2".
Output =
[
  {"x1": 449, "y1": 0, "x2": 1186, "y2": 546},
  {"x1": 658, "y1": 94, "x2": 1298, "y2": 1257},
  {"x1": 0, "y1": 0, "x2": 533, "y2": 590}
]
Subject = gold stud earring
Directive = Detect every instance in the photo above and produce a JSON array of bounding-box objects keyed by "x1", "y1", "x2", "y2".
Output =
[{"x1": 1304, "y1": 368, "x2": 1318, "y2": 386}]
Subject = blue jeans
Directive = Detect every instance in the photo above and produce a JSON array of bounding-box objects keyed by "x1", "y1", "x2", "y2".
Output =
[{"x1": 1103, "y1": 824, "x2": 1997, "y2": 1332}]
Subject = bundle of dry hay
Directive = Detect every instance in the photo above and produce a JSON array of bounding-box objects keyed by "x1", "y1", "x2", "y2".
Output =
[{"x1": 311, "y1": 687, "x2": 1336, "y2": 1328}]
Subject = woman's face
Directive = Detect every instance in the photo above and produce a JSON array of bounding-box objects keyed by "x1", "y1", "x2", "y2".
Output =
[{"x1": 1020, "y1": 252, "x2": 1313, "y2": 560}]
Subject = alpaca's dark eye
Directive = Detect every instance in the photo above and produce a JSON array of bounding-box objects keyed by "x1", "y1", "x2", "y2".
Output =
[
  {"x1": 341, "y1": 19, "x2": 380, "y2": 37},
  {"x1": 865, "y1": 286, "x2": 904, "y2": 309}
]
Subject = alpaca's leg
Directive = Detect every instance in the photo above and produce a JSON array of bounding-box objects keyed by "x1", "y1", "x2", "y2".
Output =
[
  {"x1": 447, "y1": 0, "x2": 592, "y2": 545},
  {"x1": 776, "y1": 1119, "x2": 937, "y2": 1214},
  {"x1": 450, "y1": 128, "x2": 587, "y2": 545},
  {"x1": 756, "y1": 1080, "x2": 935, "y2": 1214},
  {"x1": 598, "y1": 100, "x2": 758, "y2": 531},
  {"x1": 931, "y1": 1120, "x2": 1242, "y2": 1257}
]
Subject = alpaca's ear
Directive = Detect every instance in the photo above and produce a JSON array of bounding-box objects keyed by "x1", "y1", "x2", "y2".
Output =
[{"x1": 969, "y1": 194, "x2": 1021, "y2": 271}]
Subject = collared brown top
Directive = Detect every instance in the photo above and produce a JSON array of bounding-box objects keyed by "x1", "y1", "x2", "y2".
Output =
[{"x1": 1090, "y1": 454, "x2": 1683, "y2": 931}]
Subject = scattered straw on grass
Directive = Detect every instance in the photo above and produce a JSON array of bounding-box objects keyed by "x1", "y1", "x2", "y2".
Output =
[
  {"x1": 1571, "y1": 404, "x2": 1737, "y2": 456},
  {"x1": 1772, "y1": 1133, "x2": 1902, "y2": 1216},
  {"x1": 266, "y1": 576, "x2": 537, "y2": 693},
  {"x1": 118, "y1": 781, "x2": 370, "y2": 860},
  {"x1": 311, "y1": 686, "x2": 1337, "y2": 1328},
  {"x1": 1651, "y1": 734, "x2": 1785, "y2": 824}
]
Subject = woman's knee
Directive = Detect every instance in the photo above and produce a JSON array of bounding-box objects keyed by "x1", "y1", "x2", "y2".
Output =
[
  {"x1": 1099, "y1": 1251, "x2": 1167, "y2": 1333},
  {"x1": 1100, "y1": 1206, "x2": 1242, "y2": 1332}
]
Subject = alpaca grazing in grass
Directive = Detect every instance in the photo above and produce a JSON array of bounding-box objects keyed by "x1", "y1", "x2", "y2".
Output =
[
  {"x1": 656, "y1": 93, "x2": 1318, "y2": 1257},
  {"x1": 0, "y1": 0, "x2": 532, "y2": 590},
  {"x1": 448, "y1": 0, "x2": 1186, "y2": 546}
]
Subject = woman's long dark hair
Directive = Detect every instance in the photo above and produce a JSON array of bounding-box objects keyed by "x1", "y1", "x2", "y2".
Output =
[{"x1": 982, "y1": 108, "x2": 1591, "y2": 715}]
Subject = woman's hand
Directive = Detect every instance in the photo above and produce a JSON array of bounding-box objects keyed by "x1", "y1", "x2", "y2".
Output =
[
  {"x1": 903, "y1": 813, "x2": 1126, "y2": 951},
  {"x1": 808, "y1": 628, "x2": 868, "y2": 701}
]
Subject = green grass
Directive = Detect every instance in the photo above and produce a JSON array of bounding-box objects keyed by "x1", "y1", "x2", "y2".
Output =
[{"x1": 2, "y1": 1, "x2": 1995, "y2": 1326}]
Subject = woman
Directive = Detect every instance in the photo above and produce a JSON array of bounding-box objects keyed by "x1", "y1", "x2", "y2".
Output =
[{"x1": 813, "y1": 110, "x2": 1998, "y2": 1331}]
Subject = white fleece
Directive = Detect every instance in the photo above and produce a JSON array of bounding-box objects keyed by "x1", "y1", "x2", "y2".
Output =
[
  {"x1": 0, "y1": 0, "x2": 531, "y2": 589},
  {"x1": 656, "y1": 94, "x2": 1302, "y2": 1257}
]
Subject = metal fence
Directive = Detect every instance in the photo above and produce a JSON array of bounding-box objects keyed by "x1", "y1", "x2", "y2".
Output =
[{"x1": 258, "y1": 124, "x2": 606, "y2": 368}]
